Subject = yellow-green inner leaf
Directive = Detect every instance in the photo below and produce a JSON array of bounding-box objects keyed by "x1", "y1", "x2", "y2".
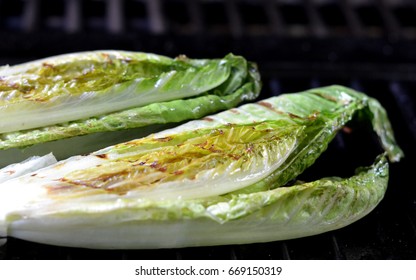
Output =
[{"x1": 57, "y1": 121, "x2": 302, "y2": 198}]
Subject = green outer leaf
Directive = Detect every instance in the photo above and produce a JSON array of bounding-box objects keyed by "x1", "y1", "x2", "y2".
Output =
[
  {"x1": 367, "y1": 99, "x2": 404, "y2": 162},
  {"x1": 4, "y1": 154, "x2": 389, "y2": 249}
]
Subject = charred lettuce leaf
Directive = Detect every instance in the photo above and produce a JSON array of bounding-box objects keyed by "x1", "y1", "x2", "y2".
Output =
[
  {"x1": 0, "y1": 86, "x2": 403, "y2": 249},
  {"x1": 0, "y1": 51, "x2": 260, "y2": 166}
]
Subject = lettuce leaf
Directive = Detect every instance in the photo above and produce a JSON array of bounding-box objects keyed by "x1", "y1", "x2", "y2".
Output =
[
  {"x1": 0, "y1": 85, "x2": 403, "y2": 249},
  {"x1": 0, "y1": 51, "x2": 260, "y2": 166}
]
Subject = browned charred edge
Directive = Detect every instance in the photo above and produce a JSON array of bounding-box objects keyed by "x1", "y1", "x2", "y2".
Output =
[
  {"x1": 307, "y1": 111, "x2": 320, "y2": 121},
  {"x1": 154, "y1": 136, "x2": 173, "y2": 142},
  {"x1": 101, "y1": 52, "x2": 110, "y2": 60},
  {"x1": 173, "y1": 170, "x2": 184, "y2": 175},
  {"x1": 150, "y1": 161, "x2": 167, "y2": 172},
  {"x1": 195, "y1": 140, "x2": 242, "y2": 160},
  {"x1": 42, "y1": 62, "x2": 56, "y2": 69},
  {"x1": 286, "y1": 112, "x2": 304, "y2": 120},
  {"x1": 230, "y1": 109, "x2": 240, "y2": 114},
  {"x1": 203, "y1": 117, "x2": 215, "y2": 122},
  {"x1": 56, "y1": 177, "x2": 97, "y2": 189},
  {"x1": 257, "y1": 101, "x2": 312, "y2": 120},
  {"x1": 46, "y1": 184, "x2": 76, "y2": 194},
  {"x1": 312, "y1": 91, "x2": 339, "y2": 102},
  {"x1": 217, "y1": 129, "x2": 224, "y2": 134},
  {"x1": 257, "y1": 101, "x2": 286, "y2": 115},
  {"x1": 53, "y1": 171, "x2": 130, "y2": 192},
  {"x1": 257, "y1": 101, "x2": 277, "y2": 110},
  {"x1": 246, "y1": 144, "x2": 254, "y2": 153},
  {"x1": 95, "y1": 154, "x2": 108, "y2": 159}
]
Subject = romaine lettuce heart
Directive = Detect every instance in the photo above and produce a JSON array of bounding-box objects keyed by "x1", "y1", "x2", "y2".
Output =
[
  {"x1": 0, "y1": 51, "x2": 260, "y2": 166},
  {"x1": 0, "y1": 85, "x2": 403, "y2": 249}
]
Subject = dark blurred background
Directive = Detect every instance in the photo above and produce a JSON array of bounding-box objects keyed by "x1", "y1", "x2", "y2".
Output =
[{"x1": 0, "y1": 0, "x2": 415, "y2": 260}]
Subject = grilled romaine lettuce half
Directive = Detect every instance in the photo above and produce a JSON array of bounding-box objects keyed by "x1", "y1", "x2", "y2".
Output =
[
  {"x1": 0, "y1": 85, "x2": 403, "y2": 249},
  {"x1": 0, "y1": 50, "x2": 260, "y2": 167}
]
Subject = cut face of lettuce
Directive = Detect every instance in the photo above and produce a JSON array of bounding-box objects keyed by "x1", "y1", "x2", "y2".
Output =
[
  {"x1": 0, "y1": 51, "x2": 260, "y2": 166},
  {"x1": 0, "y1": 86, "x2": 403, "y2": 249}
]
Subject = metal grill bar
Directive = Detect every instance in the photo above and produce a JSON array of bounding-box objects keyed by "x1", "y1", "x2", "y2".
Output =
[
  {"x1": 187, "y1": 0, "x2": 203, "y2": 34},
  {"x1": 22, "y1": 0, "x2": 39, "y2": 32},
  {"x1": 281, "y1": 242, "x2": 291, "y2": 260},
  {"x1": 331, "y1": 235, "x2": 346, "y2": 260},
  {"x1": 407, "y1": 213, "x2": 416, "y2": 237},
  {"x1": 340, "y1": 0, "x2": 364, "y2": 36},
  {"x1": 225, "y1": 0, "x2": 243, "y2": 37},
  {"x1": 306, "y1": 0, "x2": 328, "y2": 37},
  {"x1": 377, "y1": 0, "x2": 401, "y2": 38},
  {"x1": 65, "y1": 0, "x2": 81, "y2": 33},
  {"x1": 264, "y1": 0, "x2": 285, "y2": 35},
  {"x1": 107, "y1": 0, "x2": 124, "y2": 33},
  {"x1": 147, "y1": 0, "x2": 165, "y2": 34}
]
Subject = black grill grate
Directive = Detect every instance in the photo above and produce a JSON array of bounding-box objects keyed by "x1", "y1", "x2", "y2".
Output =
[
  {"x1": 0, "y1": 0, "x2": 415, "y2": 260},
  {"x1": 0, "y1": 0, "x2": 415, "y2": 38}
]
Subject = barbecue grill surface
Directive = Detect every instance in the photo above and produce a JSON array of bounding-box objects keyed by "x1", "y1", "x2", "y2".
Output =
[{"x1": 0, "y1": 0, "x2": 415, "y2": 260}]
